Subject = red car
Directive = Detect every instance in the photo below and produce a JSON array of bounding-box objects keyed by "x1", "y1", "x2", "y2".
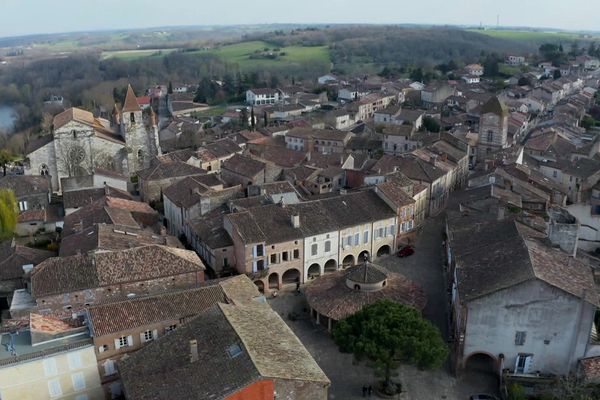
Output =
[{"x1": 397, "y1": 245, "x2": 415, "y2": 258}]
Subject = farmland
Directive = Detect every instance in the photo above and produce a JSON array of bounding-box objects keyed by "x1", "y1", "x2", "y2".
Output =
[
  {"x1": 191, "y1": 40, "x2": 331, "y2": 71},
  {"x1": 469, "y1": 29, "x2": 593, "y2": 43},
  {"x1": 101, "y1": 48, "x2": 179, "y2": 60}
]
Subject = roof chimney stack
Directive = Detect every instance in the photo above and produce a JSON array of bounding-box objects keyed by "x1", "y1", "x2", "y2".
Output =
[
  {"x1": 190, "y1": 339, "x2": 198, "y2": 363},
  {"x1": 291, "y1": 214, "x2": 300, "y2": 228}
]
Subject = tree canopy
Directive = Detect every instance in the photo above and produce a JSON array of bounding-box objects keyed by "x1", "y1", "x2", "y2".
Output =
[
  {"x1": 0, "y1": 189, "x2": 18, "y2": 240},
  {"x1": 332, "y1": 300, "x2": 448, "y2": 391}
]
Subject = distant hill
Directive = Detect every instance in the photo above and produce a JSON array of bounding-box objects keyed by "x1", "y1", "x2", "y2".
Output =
[{"x1": 248, "y1": 26, "x2": 537, "y2": 74}]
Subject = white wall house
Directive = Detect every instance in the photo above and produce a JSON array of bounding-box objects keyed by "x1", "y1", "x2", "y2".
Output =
[
  {"x1": 303, "y1": 231, "x2": 340, "y2": 281},
  {"x1": 246, "y1": 89, "x2": 280, "y2": 105}
]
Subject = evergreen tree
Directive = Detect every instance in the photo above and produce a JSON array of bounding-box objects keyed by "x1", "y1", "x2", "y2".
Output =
[
  {"x1": 0, "y1": 189, "x2": 18, "y2": 241},
  {"x1": 333, "y1": 300, "x2": 448, "y2": 394},
  {"x1": 167, "y1": 81, "x2": 173, "y2": 94},
  {"x1": 250, "y1": 107, "x2": 255, "y2": 130}
]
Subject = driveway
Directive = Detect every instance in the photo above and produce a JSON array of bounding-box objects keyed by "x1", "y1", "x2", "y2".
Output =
[{"x1": 268, "y1": 215, "x2": 497, "y2": 399}]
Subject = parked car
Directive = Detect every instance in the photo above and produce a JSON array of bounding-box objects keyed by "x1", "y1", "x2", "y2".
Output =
[
  {"x1": 469, "y1": 395, "x2": 499, "y2": 400},
  {"x1": 397, "y1": 245, "x2": 414, "y2": 258}
]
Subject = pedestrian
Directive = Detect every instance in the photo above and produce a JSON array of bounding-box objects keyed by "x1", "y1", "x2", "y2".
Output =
[
  {"x1": 296, "y1": 281, "x2": 300, "y2": 293},
  {"x1": 362, "y1": 385, "x2": 367, "y2": 397},
  {"x1": 368, "y1": 385, "x2": 373, "y2": 397}
]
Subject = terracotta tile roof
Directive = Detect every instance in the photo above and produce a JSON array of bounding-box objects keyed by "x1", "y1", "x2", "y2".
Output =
[
  {"x1": 0, "y1": 175, "x2": 51, "y2": 198},
  {"x1": 53, "y1": 107, "x2": 95, "y2": 130},
  {"x1": 63, "y1": 196, "x2": 158, "y2": 235},
  {"x1": 31, "y1": 245, "x2": 205, "y2": 298},
  {"x1": 63, "y1": 186, "x2": 132, "y2": 209},
  {"x1": 222, "y1": 154, "x2": 266, "y2": 178},
  {"x1": 447, "y1": 214, "x2": 599, "y2": 305},
  {"x1": 119, "y1": 303, "x2": 328, "y2": 399},
  {"x1": 372, "y1": 154, "x2": 446, "y2": 183},
  {"x1": 189, "y1": 212, "x2": 233, "y2": 250},
  {"x1": 87, "y1": 275, "x2": 260, "y2": 337},
  {"x1": 226, "y1": 190, "x2": 395, "y2": 245},
  {"x1": 122, "y1": 84, "x2": 141, "y2": 113},
  {"x1": 305, "y1": 264, "x2": 426, "y2": 321},
  {"x1": 137, "y1": 160, "x2": 206, "y2": 181},
  {"x1": 59, "y1": 224, "x2": 182, "y2": 257},
  {"x1": 0, "y1": 240, "x2": 54, "y2": 281},
  {"x1": 204, "y1": 138, "x2": 242, "y2": 159},
  {"x1": 376, "y1": 180, "x2": 415, "y2": 208},
  {"x1": 248, "y1": 145, "x2": 306, "y2": 168},
  {"x1": 163, "y1": 176, "x2": 212, "y2": 208}
]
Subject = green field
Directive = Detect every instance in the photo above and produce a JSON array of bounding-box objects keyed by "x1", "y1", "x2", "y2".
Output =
[
  {"x1": 100, "y1": 48, "x2": 179, "y2": 60},
  {"x1": 193, "y1": 40, "x2": 331, "y2": 70},
  {"x1": 470, "y1": 29, "x2": 589, "y2": 42}
]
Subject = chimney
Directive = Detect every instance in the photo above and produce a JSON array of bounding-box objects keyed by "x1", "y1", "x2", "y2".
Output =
[
  {"x1": 189, "y1": 339, "x2": 198, "y2": 363},
  {"x1": 291, "y1": 214, "x2": 300, "y2": 228}
]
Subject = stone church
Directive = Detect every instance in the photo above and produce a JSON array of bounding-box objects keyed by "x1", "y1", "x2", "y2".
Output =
[{"x1": 25, "y1": 85, "x2": 161, "y2": 192}]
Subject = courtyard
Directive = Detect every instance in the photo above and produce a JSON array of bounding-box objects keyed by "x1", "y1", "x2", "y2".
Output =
[{"x1": 268, "y1": 216, "x2": 498, "y2": 399}]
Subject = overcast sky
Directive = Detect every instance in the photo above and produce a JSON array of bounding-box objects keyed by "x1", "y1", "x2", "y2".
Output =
[{"x1": 1, "y1": 0, "x2": 598, "y2": 38}]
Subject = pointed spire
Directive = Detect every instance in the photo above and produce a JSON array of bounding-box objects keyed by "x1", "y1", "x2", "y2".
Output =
[{"x1": 122, "y1": 84, "x2": 141, "y2": 113}]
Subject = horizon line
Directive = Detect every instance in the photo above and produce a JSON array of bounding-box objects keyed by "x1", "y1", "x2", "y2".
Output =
[{"x1": 1, "y1": 22, "x2": 599, "y2": 42}]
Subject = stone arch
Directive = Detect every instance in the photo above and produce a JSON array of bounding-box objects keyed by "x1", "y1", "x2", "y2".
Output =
[
  {"x1": 268, "y1": 272, "x2": 279, "y2": 290},
  {"x1": 376, "y1": 245, "x2": 391, "y2": 257},
  {"x1": 307, "y1": 263, "x2": 321, "y2": 279},
  {"x1": 282, "y1": 268, "x2": 300, "y2": 285},
  {"x1": 358, "y1": 250, "x2": 370, "y2": 263},
  {"x1": 464, "y1": 352, "x2": 498, "y2": 376},
  {"x1": 324, "y1": 259, "x2": 337, "y2": 273},
  {"x1": 254, "y1": 280, "x2": 264, "y2": 293},
  {"x1": 342, "y1": 254, "x2": 354, "y2": 267}
]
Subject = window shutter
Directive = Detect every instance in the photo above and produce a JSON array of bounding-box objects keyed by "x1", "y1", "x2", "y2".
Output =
[
  {"x1": 114, "y1": 338, "x2": 121, "y2": 350},
  {"x1": 71, "y1": 372, "x2": 86, "y2": 391},
  {"x1": 153, "y1": 329, "x2": 158, "y2": 340},
  {"x1": 47, "y1": 379, "x2": 62, "y2": 398},
  {"x1": 139, "y1": 332, "x2": 145, "y2": 342},
  {"x1": 98, "y1": 346, "x2": 105, "y2": 353},
  {"x1": 67, "y1": 352, "x2": 83, "y2": 370},
  {"x1": 104, "y1": 359, "x2": 115, "y2": 376},
  {"x1": 127, "y1": 335, "x2": 134, "y2": 347},
  {"x1": 43, "y1": 358, "x2": 58, "y2": 376}
]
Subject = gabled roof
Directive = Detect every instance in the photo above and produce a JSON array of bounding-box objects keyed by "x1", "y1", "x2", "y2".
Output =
[
  {"x1": 137, "y1": 160, "x2": 206, "y2": 181},
  {"x1": 222, "y1": 154, "x2": 265, "y2": 178},
  {"x1": 0, "y1": 239, "x2": 54, "y2": 281},
  {"x1": 87, "y1": 275, "x2": 261, "y2": 337},
  {"x1": 59, "y1": 224, "x2": 181, "y2": 257},
  {"x1": 122, "y1": 84, "x2": 141, "y2": 113},
  {"x1": 53, "y1": 107, "x2": 96, "y2": 130},
  {"x1": 63, "y1": 186, "x2": 132, "y2": 209},
  {"x1": 119, "y1": 303, "x2": 329, "y2": 400},
  {"x1": 31, "y1": 245, "x2": 205, "y2": 298},
  {"x1": 0, "y1": 175, "x2": 51, "y2": 197},
  {"x1": 447, "y1": 213, "x2": 598, "y2": 306}
]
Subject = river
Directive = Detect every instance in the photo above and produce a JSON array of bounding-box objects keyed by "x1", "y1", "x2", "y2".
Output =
[{"x1": 0, "y1": 105, "x2": 16, "y2": 133}]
